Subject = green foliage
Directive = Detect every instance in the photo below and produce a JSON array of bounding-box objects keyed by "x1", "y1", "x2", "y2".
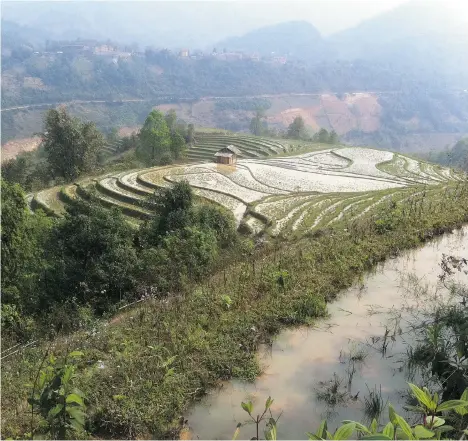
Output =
[
  {"x1": 312, "y1": 386, "x2": 468, "y2": 441},
  {"x1": 311, "y1": 128, "x2": 339, "y2": 144},
  {"x1": 286, "y1": 116, "x2": 307, "y2": 140},
  {"x1": 2, "y1": 183, "x2": 468, "y2": 438},
  {"x1": 170, "y1": 130, "x2": 186, "y2": 159},
  {"x1": 1, "y1": 179, "x2": 52, "y2": 333},
  {"x1": 44, "y1": 199, "x2": 139, "y2": 316},
  {"x1": 28, "y1": 351, "x2": 87, "y2": 439},
  {"x1": 137, "y1": 109, "x2": 188, "y2": 165},
  {"x1": 43, "y1": 108, "x2": 105, "y2": 181},
  {"x1": 137, "y1": 109, "x2": 171, "y2": 165},
  {"x1": 434, "y1": 138, "x2": 468, "y2": 171},
  {"x1": 139, "y1": 181, "x2": 238, "y2": 291},
  {"x1": 237, "y1": 396, "x2": 279, "y2": 440},
  {"x1": 1, "y1": 150, "x2": 51, "y2": 192},
  {"x1": 164, "y1": 109, "x2": 177, "y2": 133},
  {"x1": 250, "y1": 108, "x2": 269, "y2": 136}
]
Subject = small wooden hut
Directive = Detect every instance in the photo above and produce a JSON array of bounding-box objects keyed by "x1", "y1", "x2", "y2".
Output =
[{"x1": 214, "y1": 145, "x2": 241, "y2": 165}]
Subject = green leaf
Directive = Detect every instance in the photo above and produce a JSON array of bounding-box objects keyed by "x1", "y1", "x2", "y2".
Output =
[
  {"x1": 67, "y1": 417, "x2": 84, "y2": 432},
  {"x1": 333, "y1": 423, "x2": 356, "y2": 440},
  {"x1": 241, "y1": 401, "x2": 253, "y2": 415},
  {"x1": 382, "y1": 422, "x2": 394, "y2": 439},
  {"x1": 361, "y1": 436, "x2": 391, "y2": 440},
  {"x1": 68, "y1": 351, "x2": 84, "y2": 358},
  {"x1": 66, "y1": 407, "x2": 85, "y2": 426},
  {"x1": 456, "y1": 390, "x2": 468, "y2": 416},
  {"x1": 370, "y1": 419, "x2": 378, "y2": 434},
  {"x1": 395, "y1": 414, "x2": 414, "y2": 440},
  {"x1": 408, "y1": 383, "x2": 435, "y2": 411},
  {"x1": 427, "y1": 416, "x2": 445, "y2": 428},
  {"x1": 413, "y1": 425, "x2": 434, "y2": 439},
  {"x1": 437, "y1": 399, "x2": 468, "y2": 412},
  {"x1": 48, "y1": 404, "x2": 63, "y2": 417},
  {"x1": 461, "y1": 389, "x2": 468, "y2": 401},
  {"x1": 315, "y1": 420, "x2": 328, "y2": 439},
  {"x1": 388, "y1": 404, "x2": 398, "y2": 425},
  {"x1": 62, "y1": 366, "x2": 74, "y2": 384},
  {"x1": 265, "y1": 419, "x2": 277, "y2": 441},
  {"x1": 265, "y1": 396, "x2": 274, "y2": 411},
  {"x1": 306, "y1": 434, "x2": 322, "y2": 440},
  {"x1": 342, "y1": 420, "x2": 370, "y2": 434},
  {"x1": 403, "y1": 405, "x2": 426, "y2": 414},
  {"x1": 66, "y1": 393, "x2": 84, "y2": 406}
]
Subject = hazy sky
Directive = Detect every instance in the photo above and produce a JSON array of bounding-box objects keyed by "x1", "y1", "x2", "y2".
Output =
[
  {"x1": 3, "y1": 0, "x2": 467, "y2": 48},
  {"x1": 4, "y1": 0, "x2": 411, "y2": 35},
  {"x1": 224, "y1": 0, "x2": 410, "y2": 35}
]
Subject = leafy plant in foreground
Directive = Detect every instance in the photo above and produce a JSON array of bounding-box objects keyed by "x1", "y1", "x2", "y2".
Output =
[
  {"x1": 308, "y1": 383, "x2": 468, "y2": 440},
  {"x1": 27, "y1": 351, "x2": 86, "y2": 439},
  {"x1": 234, "y1": 396, "x2": 280, "y2": 440}
]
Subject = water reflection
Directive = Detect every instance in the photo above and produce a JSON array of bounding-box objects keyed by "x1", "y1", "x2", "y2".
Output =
[{"x1": 186, "y1": 228, "x2": 468, "y2": 440}]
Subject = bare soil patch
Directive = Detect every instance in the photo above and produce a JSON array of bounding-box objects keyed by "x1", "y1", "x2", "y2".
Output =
[{"x1": 1, "y1": 137, "x2": 42, "y2": 162}]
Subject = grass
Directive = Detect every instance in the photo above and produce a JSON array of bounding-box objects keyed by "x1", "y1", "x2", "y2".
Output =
[{"x1": 3, "y1": 181, "x2": 468, "y2": 439}]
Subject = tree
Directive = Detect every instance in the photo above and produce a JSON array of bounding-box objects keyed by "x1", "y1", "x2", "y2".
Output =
[
  {"x1": 1, "y1": 180, "x2": 30, "y2": 289},
  {"x1": 164, "y1": 109, "x2": 177, "y2": 133},
  {"x1": 317, "y1": 128, "x2": 330, "y2": 143},
  {"x1": 328, "y1": 130, "x2": 339, "y2": 144},
  {"x1": 170, "y1": 131, "x2": 186, "y2": 160},
  {"x1": 249, "y1": 109, "x2": 267, "y2": 136},
  {"x1": 45, "y1": 200, "x2": 138, "y2": 314},
  {"x1": 286, "y1": 116, "x2": 306, "y2": 139},
  {"x1": 137, "y1": 110, "x2": 171, "y2": 165},
  {"x1": 1, "y1": 180, "x2": 51, "y2": 327},
  {"x1": 42, "y1": 109, "x2": 104, "y2": 181},
  {"x1": 186, "y1": 124, "x2": 195, "y2": 145}
]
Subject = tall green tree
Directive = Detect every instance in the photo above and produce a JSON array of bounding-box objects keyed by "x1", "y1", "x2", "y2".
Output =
[
  {"x1": 137, "y1": 110, "x2": 171, "y2": 165},
  {"x1": 42, "y1": 108, "x2": 104, "y2": 181},
  {"x1": 286, "y1": 116, "x2": 306, "y2": 139},
  {"x1": 249, "y1": 109, "x2": 267, "y2": 136},
  {"x1": 317, "y1": 128, "x2": 330, "y2": 143},
  {"x1": 1, "y1": 180, "x2": 51, "y2": 322},
  {"x1": 45, "y1": 200, "x2": 138, "y2": 314},
  {"x1": 170, "y1": 131, "x2": 186, "y2": 160},
  {"x1": 186, "y1": 123, "x2": 195, "y2": 145},
  {"x1": 328, "y1": 130, "x2": 339, "y2": 144},
  {"x1": 164, "y1": 109, "x2": 177, "y2": 133}
]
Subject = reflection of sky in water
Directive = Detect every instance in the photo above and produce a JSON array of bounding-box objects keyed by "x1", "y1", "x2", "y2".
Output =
[{"x1": 186, "y1": 228, "x2": 468, "y2": 440}]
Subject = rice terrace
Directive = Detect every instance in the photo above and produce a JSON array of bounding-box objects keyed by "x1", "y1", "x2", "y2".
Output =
[{"x1": 30, "y1": 131, "x2": 465, "y2": 237}]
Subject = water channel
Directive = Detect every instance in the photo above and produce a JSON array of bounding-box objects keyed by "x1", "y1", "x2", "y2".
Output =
[{"x1": 185, "y1": 227, "x2": 468, "y2": 440}]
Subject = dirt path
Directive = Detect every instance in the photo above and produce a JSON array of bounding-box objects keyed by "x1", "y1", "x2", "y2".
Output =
[{"x1": 1, "y1": 91, "x2": 403, "y2": 112}]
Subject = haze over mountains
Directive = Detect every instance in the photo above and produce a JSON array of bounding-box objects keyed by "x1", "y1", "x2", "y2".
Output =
[
  {"x1": 2, "y1": 0, "x2": 467, "y2": 53},
  {"x1": 2, "y1": 0, "x2": 468, "y2": 152}
]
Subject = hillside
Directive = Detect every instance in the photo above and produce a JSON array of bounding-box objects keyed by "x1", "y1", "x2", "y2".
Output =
[
  {"x1": 4, "y1": 125, "x2": 468, "y2": 439},
  {"x1": 216, "y1": 21, "x2": 330, "y2": 59},
  {"x1": 4, "y1": 91, "x2": 468, "y2": 155},
  {"x1": 27, "y1": 131, "x2": 465, "y2": 229}
]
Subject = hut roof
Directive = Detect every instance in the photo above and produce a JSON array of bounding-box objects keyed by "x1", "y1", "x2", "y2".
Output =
[
  {"x1": 214, "y1": 151, "x2": 234, "y2": 158},
  {"x1": 225, "y1": 145, "x2": 242, "y2": 155}
]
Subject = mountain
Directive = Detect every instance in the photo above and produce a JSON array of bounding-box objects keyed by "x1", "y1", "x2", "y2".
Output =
[
  {"x1": 215, "y1": 21, "x2": 330, "y2": 59},
  {"x1": 329, "y1": 0, "x2": 468, "y2": 86}
]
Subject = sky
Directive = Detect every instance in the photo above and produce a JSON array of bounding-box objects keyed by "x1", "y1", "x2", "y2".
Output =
[
  {"x1": 3, "y1": 0, "x2": 468, "y2": 48},
  {"x1": 3, "y1": 0, "x2": 411, "y2": 36}
]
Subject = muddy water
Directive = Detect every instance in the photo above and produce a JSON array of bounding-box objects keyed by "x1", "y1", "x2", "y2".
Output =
[{"x1": 185, "y1": 228, "x2": 468, "y2": 440}]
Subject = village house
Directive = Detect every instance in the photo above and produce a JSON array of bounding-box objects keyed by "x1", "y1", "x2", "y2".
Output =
[{"x1": 214, "y1": 145, "x2": 242, "y2": 165}]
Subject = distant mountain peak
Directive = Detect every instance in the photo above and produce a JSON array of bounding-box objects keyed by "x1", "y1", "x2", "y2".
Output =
[{"x1": 215, "y1": 20, "x2": 326, "y2": 58}]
